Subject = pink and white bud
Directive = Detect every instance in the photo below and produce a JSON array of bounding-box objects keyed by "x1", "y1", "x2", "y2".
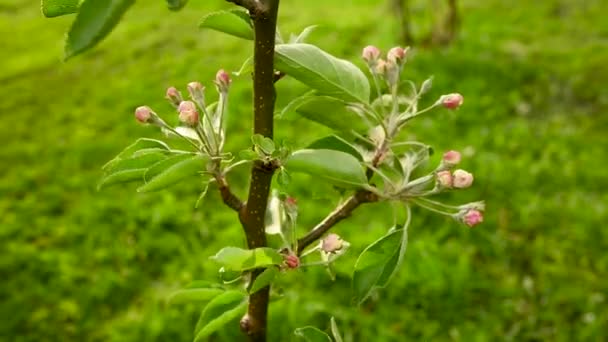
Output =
[
  {"x1": 215, "y1": 69, "x2": 231, "y2": 93},
  {"x1": 165, "y1": 87, "x2": 183, "y2": 107},
  {"x1": 135, "y1": 106, "x2": 153, "y2": 124},
  {"x1": 284, "y1": 254, "x2": 300, "y2": 269},
  {"x1": 374, "y1": 58, "x2": 387, "y2": 75},
  {"x1": 187, "y1": 81, "x2": 205, "y2": 103},
  {"x1": 362, "y1": 45, "x2": 381, "y2": 65},
  {"x1": 436, "y1": 170, "x2": 453, "y2": 188},
  {"x1": 439, "y1": 93, "x2": 464, "y2": 109},
  {"x1": 387, "y1": 46, "x2": 407, "y2": 64},
  {"x1": 442, "y1": 150, "x2": 461, "y2": 167},
  {"x1": 178, "y1": 100, "x2": 199, "y2": 127},
  {"x1": 462, "y1": 209, "x2": 483, "y2": 227},
  {"x1": 321, "y1": 233, "x2": 344, "y2": 254},
  {"x1": 452, "y1": 169, "x2": 474, "y2": 189},
  {"x1": 384, "y1": 60, "x2": 400, "y2": 88}
]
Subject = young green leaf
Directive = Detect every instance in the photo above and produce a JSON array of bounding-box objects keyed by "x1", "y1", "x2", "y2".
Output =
[
  {"x1": 211, "y1": 247, "x2": 283, "y2": 271},
  {"x1": 275, "y1": 43, "x2": 370, "y2": 103},
  {"x1": 252, "y1": 134, "x2": 275, "y2": 154},
  {"x1": 352, "y1": 228, "x2": 407, "y2": 305},
  {"x1": 168, "y1": 287, "x2": 224, "y2": 304},
  {"x1": 65, "y1": 0, "x2": 135, "y2": 59},
  {"x1": 194, "y1": 290, "x2": 247, "y2": 342},
  {"x1": 103, "y1": 152, "x2": 167, "y2": 175},
  {"x1": 293, "y1": 25, "x2": 319, "y2": 44},
  {"x1": 294, "y1": 326, "x2": 332, "y2": 342},
  {"x1": 143, "y1": 154, "x2": 193, "y2": 182},
  {"x1": 295, "y1": 96, "x2": 370, "y2": 133},
  {"x1": 239, "y1": 149, "x2": 259, "y2": 161},
  {"x1": 249, "y1": 267, "x2": 280, "y2": 295},
  {"x1": 137, "y1": 155, "x2": 207, "y2": 192},
  {"x1": 275, "y1": 90, "x2": 316, "y2": 119},
  {"x1": 284, "y1": 149, "x2": 367, "y2": 188},
  {"x1": 199, "y1": 10, "x2": 253, "y2": 40},
  {"x1": 42, "y1": 0, "x2": 80, "y2": 18},
  {"x1": 102, "y1": 138, "x2": 170, "y2": 171},
  {"x1": 166, "y1": 0, "x2": 188, "y2": 11},
  {"x1": 330, "y1": 317, "x2": 344, "y2": 342},
  {"x1": 97, "y1": 169, "x2": 146, "y2": 190},
  {"x1": 307, "y1": 135, "x2": 363, "y2": 161}
]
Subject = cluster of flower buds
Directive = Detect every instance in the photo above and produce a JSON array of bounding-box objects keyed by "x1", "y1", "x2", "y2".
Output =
[
  {"x1": 435, "y1": 151, "x2": 474, "y2": 189},
  {"x1": 321, "y1": 233, "x2": 344, "y2": 254},
  {"x1": 133, "y1": 69, "x2": 232, "y2": 156},
  {"x1": 362, "y1": 45, "x2": 409, "y2": 89}
]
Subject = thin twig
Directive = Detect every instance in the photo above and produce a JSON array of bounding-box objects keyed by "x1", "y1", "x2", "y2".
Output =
[
  {"x1": 214, "y1": 174, "x2": 244, "y2": 212},
  {"x1": 296, "y1": 190, "x2": 378, "y2": 255}
]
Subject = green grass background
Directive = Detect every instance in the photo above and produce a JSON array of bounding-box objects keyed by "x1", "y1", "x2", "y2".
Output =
[{"x1": 1, "y1": 0, "x2": 607, "y2": 341}]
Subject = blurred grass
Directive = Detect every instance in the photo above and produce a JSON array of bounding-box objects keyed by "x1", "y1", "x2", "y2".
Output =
[{"x1": 1, "y1": 0, "x2": 607, "y2": 341}]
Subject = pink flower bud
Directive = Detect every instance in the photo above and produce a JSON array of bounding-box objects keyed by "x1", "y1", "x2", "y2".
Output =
[
  {"x1": 165, "y1": 87, "x2": 183, "y2": 107},
  {"x1": 178, "y1": 100, "x2": 199, "y2": 127},
  {"x1": 215, "y1": 69, "x2": 231, "y2": 93},
  {"x1": 436, "y1": 170, "x2": 453, "y2": 188},
  {"x1": 321, "y1": 233, "x2": 344, "y2": 253},
  {"x1": 442, "y1": 150, "x2": 461, "y2": 166},
  {"x1": 387, "y1": 46, "x2": 407, "y2": 64},
  {"x1": 187, "y1": 81, "x2": 205, "y2": 102},
  {"x1": 374, "y1": 59, "x2": 387, "y2": 75},
  {"x1": 135, "y1": 106, "x2": 153, "y2": 124},
  {"x1": 284, "y1": 254, "x2": 300, "y2": 269},
  {"x1": 463, "y1": 209, "x2": 483, "y2": 227},
  {"x1": 452, "y1": 169, "x2": 474, "y2": 189},
  {"x1": 362, "y1": 45, "x2": 381, "y2": 65},
  {"x1": 440, "y1": 93, "x2": 464, "y2": 109}
]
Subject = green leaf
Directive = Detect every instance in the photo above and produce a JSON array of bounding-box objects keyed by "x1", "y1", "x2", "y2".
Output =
[
  {"x1": 352, "y1": 228, "x2": 407, "y2": 305},
  {"x1": 330, "y1": 317, "x2": 343, "y2": 342},
  {"x1": 284, "y1": 149, "x2": 367, "y2": 188},
  {"x1": 211, "y1": 247, "x2": 283, "y2": 271},
  {"x1": 144, "y1": 153, "x2": 193, "y2": 182},
  {"x1": 103, "y1": 152, "x2": 167, "y2": 175},
  {"x1": 252, "y1": 134, "x2": 275, "y2": 154},
  {"x1": 239, "y1": 149, "x2": 259, "y2": 161},
  {"x1": 65, "y1": 0, "x2": 135, "y2": 59},
  {"x1": 234, "y1": 55, "x2": 253, "y2": 77},
  {"x1": 275, "y1": 43, "x2": 370, "y2": 103},
  {"x1": 199, "y1": 10, "x2": 253, "y2": 40},
  {"x1": 97, "y1": 169, "x2": 146, "y2": 190},
  {"x1": 169, "y1": 287, "x2": 224, "y2": 304},
  {"x1": 307, "y1": 135, "x2": 362, "y2": 161},
  {"x1": 166, "y1": 0, "x2": 188, "y2": 11},
  {"x1": 102, "y1": 138, "x2": 170, "y2": 171},
  {"x1": 293, "y1": 25, "x2": 319, "y2": 44},
  {"x1": 137, "y1": 155, "x2": 207, "y2": 192},
  {"x1": 249, "y1": 267, "x2": 279, "y2": 294},
  {"x1": 277, "y1": 168, "x2": 291, "y2": 188},
  {"x1": 41, "y1": 0, "x2": 80, "y2": 18},
  {"x1": 275, "y1": 91, "x2": 315, "y2": 119},
  {"x1": 295, "y1": 96, "x2": 370, "y2": 133},
  {"x1": 294, "y1": 326, "x2": 332, "y2": 342},
  {"x1": 194, "y1": 290, "x2": 247, "y2": 342}
]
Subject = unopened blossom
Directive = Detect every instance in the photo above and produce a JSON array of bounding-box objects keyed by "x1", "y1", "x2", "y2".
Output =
[
  {"x1": 135, "y1": 106, "x2": 153, "y2": 124},
  {"x1": 436, "y1": 170, "x2": 453, "y2": 188},
  {"x1": 187, "y1": 81, "x2": 205, "y2": 103},
  {"x1": 165, "y1": 87, "x2": 183, "y2": 107},
  {"x1": 215, "y1": 69, "x2": 231, "y2": 93},
  {"x1": 440, "y1": 93, "x2": 464, "y2": 109},
  {"x1": 321, "y1": 233, "x2": 344, "y2": 253},
  {"x1": 284, "y1": 254, "x2": 300, "y2": 269},
  {"x1": 442, "y1": 150, "x2": 461, "y2": 167},
  {"x1": 463, "y1": 209, "x2": 483, "y2": 227},
  {"x1": 387, "y1": 46, "x2": 407, "y2": 64},
  {"x1": 374, "y1": 58, "x2": 387, "y2": 75},
  {"x1": 362, "y1": 45, "x2": 381, "y2": 65},
  {"x1": 452, "y1": 169, "x2": 474, "y2": 188},
  {"x1": 178, "y1": 100, "x2": 199, "y2": 126}
]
